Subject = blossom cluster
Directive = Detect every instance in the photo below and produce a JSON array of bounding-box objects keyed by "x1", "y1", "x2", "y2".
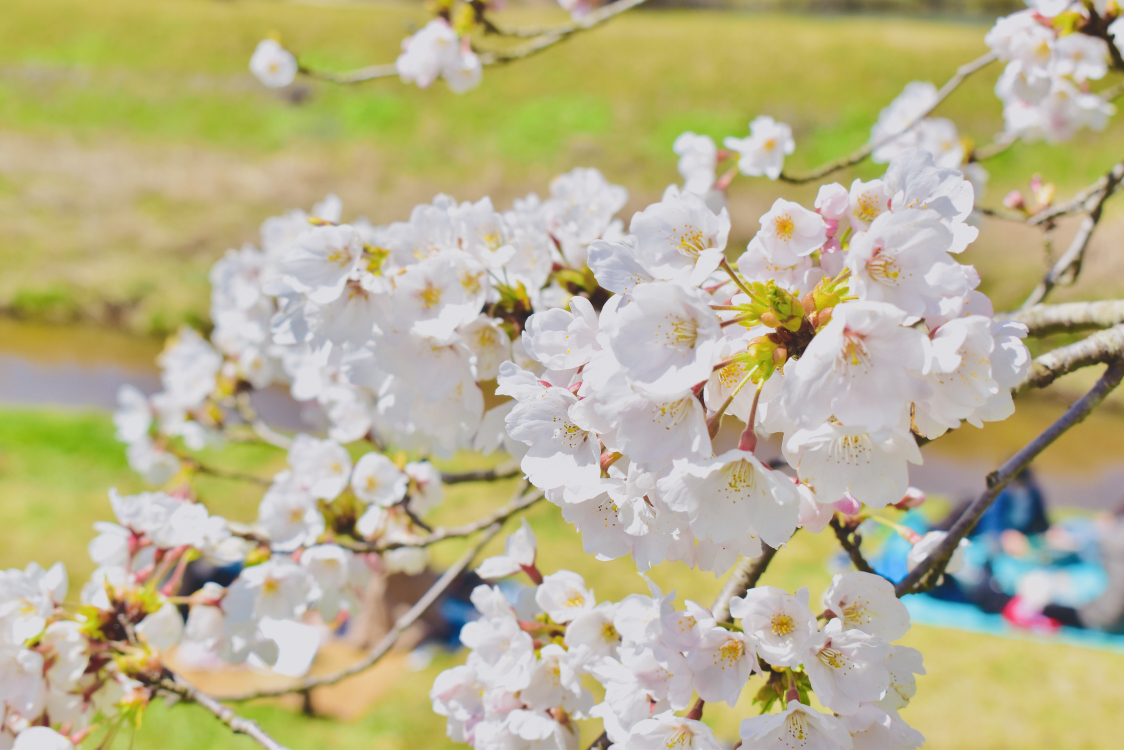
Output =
[
  {"x1": 986, "y1": 1, "x2": 1120, "y2": 141},
  {"x1": 433, "y1": 523, "x2": 925, "y2": 749},
  {"x1": 501, "y1": 147, "x2": 1028, "y2": 573}
]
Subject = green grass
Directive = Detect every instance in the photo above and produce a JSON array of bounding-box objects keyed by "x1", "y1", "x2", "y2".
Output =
[
  {"x1": 2, "y1": 0, "x2": 1124, "y2": 332},
  {"x1": 2, "y1": 406, "x2": 1123, "y2": 748}
]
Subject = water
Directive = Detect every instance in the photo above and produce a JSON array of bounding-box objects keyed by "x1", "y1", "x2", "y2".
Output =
[{"x1": 2, "y1": 320, "x2": 1122, "y2": 511}]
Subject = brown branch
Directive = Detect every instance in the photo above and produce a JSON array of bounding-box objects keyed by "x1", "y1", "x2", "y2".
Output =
[
  {"x1": 224, "y1": 520, "x2": 505, "y2": 701},
  {"x1": 711, "y1": 544, "x2": 780, "y2": 624},
  {"x1": 296, "y1": 0, "x2": 651, "y2": 85},
  {"x1": 345, "y1": 485, "x2": 543, "y2": 553},
  {"x1": 829, "y1": 516, "x2": 877, "y2": 575},
  {"x1": 778, "y1": 51, "x2": 996, "y2": 184},
  {"x1": 1014, "y1": 323, "x2": 1124, "y2": 395},
  {"x1": 159, "y1": 674, "x2": 290, "y2": 750},
  {"x1": 1026, "y1": 158, "x2": 1124, "y2": 227},
  {"x1": 1021, "y1": 187, "x2": 1121, "y2": 310},
  {"x1": 897, "y1": 357, "x2": 1124, "y2": 596},
  {"x1": 1001, "y1": 300, "x2": 1124, "y2": 337}
]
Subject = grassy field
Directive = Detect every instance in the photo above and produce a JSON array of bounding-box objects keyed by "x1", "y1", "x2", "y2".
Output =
[
  {"x1": 2, "y1": 406, "x2": 1123, "y2": 748},
  {"x1": 2, "y1": 0, "x2": 1124, "y2": 333}
]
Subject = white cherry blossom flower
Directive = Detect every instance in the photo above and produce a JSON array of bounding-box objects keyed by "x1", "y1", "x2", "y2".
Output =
[
  {"x1": 780, "y1": 301, "x2": 928, "y2": 432},
  {"x1": 277, "y1": 225, "x2": 365, "y2": 305},
  {"x1": 739, "y1": 700, "x2": 852, "y2": 750},
  {"x1": 522, "y1": 295, "x2": 601, "y2": 371},
  {"x1": 658, "y1": 449, "x2": 800, "y2": 547},
  {"x1": 724, "y1": 115, "x2": 794, "y2": 180},
  {"x1": 477, "y1": 519, "x2": 537, "y2": 580},
  {"x1": 535, "y1": 571, "x2": 595, "y2": 623},
  {"x1": 615, "y1": 712, "x2": 722, "y2": 750},
  {"x1": 802, "y1": 618, "x2": 891, "y2": 715},
  {"x1": 629, "y1": 187, "x2": 730, "y2": 285},
  {"x1": 822, "y1": 571, "x2": 911, "y2": 642},
  {"x1": 249, "y1": 39, "x2": 297, "y2": 89},
  {"x1": 686, "y1": 624, "x2": 756, "y2": 705},
  {"x1": 604, "y1": 281, "x2": 722, "y2": 395},
  {"x1": 673, "y1": 132, "x2": 718, "y2": 195},
  {"x1": 782, "y1": 420, "x2": 922, "y2": 509},
  {"x1": 755, "y1": 198, "x2": 828, "y2": 266},
  {"x1": 730, "y1": 586, "x2": 817, "y2": 668},
  {"x1": 351, "y1": 452, "x2": 409, "y2": 507}
]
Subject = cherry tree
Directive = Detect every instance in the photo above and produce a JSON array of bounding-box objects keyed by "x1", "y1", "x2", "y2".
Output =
[{"x1": 5, "y1": 1, "x2": 1124, "y2": 748}]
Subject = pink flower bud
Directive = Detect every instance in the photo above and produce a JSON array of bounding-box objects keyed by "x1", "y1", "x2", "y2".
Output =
[{"x1": 833, "y1": 495, "x2": 861, "y2": 516}]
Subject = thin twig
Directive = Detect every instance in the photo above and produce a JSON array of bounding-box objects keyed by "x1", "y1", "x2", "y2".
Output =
[
  {"x1": 159, "y1": 674, "x2": 290, "y2": 750},
  {"x1": 829, "y1": 516, "x2": 877, "y2": 575},
  {"x1": 896, "y1": 358, "x2": 1124, "y2": 596},
  {"x1": 1020, "y1": 168, "x2": 1124, "y2": 309},
  {"x1": 1027, "y1": 158, "x2": 1124, "y2": 227},
  {"x1": 225, "y1": 520, "x2": 505, "y2": 701},
  {"x1": 778, "y1": 51, "x2": 996, "y2": 184},
  {"x1": 181, "y1": 456, "x2": 271, "y2": 487},
  {"x1": 348, "y1": 485, "x2": 543, "y2": 553},
  {"x1": 296, "y1": 0, "x2": 650, "y2": 85},
  {"x1": 711, "y1": 544, "x2": 780, "y2": 624},
  {"x1": 441, "y1": 462, "x2": 521, "y2": 484}
]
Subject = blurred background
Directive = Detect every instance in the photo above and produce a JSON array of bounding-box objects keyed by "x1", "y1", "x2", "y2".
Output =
[{"x1": 4, "y1": 0, "x2": 1124, "y2": 747}]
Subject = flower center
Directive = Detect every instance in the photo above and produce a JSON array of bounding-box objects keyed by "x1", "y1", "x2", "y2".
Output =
[
  {"x1": 773, "y1": 213, "x2": 795, "y2": 241},
  {"x1": 771, "y1": 613, "x2": 796, "y2": 636}
]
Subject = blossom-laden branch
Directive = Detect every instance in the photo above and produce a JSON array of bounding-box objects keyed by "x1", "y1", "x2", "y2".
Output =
[
  {"x1": 296, "y1": 0, "x2": 651, "y2": 85},
  {"x1": 897, "y1": 357, "x2": 1124, "y2": 596},
  {"x1": 158, "y1": 674, "x2": 290, "y2": 750},
  {"x1": 829, "y1": 516, "x2": 878, "y2": 576},
  {"x1": 1020, "y1": 163, "x2": 1124, "y2": 309},
  {"x1": 777, "y1": 51, "x2": 997, "y2": 184},
  {"x1": 1002, "y1": 299, "x2": 1124, "y2": 337},
  {"x1": 1015, "y1": 323, "x2": 1124, "y2": 395},
  {"x1": 225, "y1": 520, "x2": 505, "y2": 701}
]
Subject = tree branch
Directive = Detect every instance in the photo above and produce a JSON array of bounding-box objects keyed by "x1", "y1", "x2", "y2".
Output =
[
  {"x1": 711, "y1": 544, "x2": 780, "y2": 624},
  {"x1": 829, "y1": 516, "x2": 877, "y2": 576},
  {"x1": 896, "y1": 357, "x2": 1124, "y2": 596},
  {"x1": 297, "y1": 0, "x2": 651, "y2": 85},
  {"x1": 343, "y1": 485, "x2": 543, "y2": 553},
  {"x1": 1020, "y1": 175, "x2": 1122, "y2": 310},
  {"x1": 1000, "y1": 300, "x2": 1124, "y2": 337},
  {"x1": 159, "y1": 674, "x2": 290, "y2": 750},
  {"x1": 224, "y1": 520, "x2": 505, "y2": 701},
  {"x1": 440, "y1": 462, "x2": 521, "y2": 484},
  {"x1": 778, "y1": 51, "x2": 996, "y2": 184},
  {"x1": 1014, "y1": 323, "x2": 1124, "y2": 395}
]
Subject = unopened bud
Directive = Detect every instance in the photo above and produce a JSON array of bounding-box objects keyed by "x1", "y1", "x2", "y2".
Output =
[
  {"x1": 801, "y1": 293, "x2": 816, "y2": 317},
  {"x1": 833, "y1": 495, "x2": 861, "y2": 516},
  {"x1": 772, "y1": 346, "x2": 788, "y2": 367},
  {"x1": 811, "y1": 307, "x2": 833, "y2": 330},
  {"x1": 600, "y1": 450, "x2": 623, "y2": 474},
  {"x1": 759, "y1": 311, "x2": 780, "y2": 328},
  {"x1": 894, "y1": 486, "x2": 927, "y2": 510},
  {"x1": 1003, "y1": 190, "x2": 1026, "y2": 211}
]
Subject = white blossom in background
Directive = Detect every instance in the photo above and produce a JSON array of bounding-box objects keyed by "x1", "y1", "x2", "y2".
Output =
[
  {"x1": 724, "y1": 115, "x2": 795, "y2": 179},
  {"x1": 249, "y1": 39, "x2": 298, "y2": 88},
  {"x1": 396, "y1": 19, "x2": 481, "y2": 93}
]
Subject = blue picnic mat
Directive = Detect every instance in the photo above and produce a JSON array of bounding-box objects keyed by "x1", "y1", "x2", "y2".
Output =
[{"x1": 903, "y1": 594, "x2": 1124, "y2": 654}]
